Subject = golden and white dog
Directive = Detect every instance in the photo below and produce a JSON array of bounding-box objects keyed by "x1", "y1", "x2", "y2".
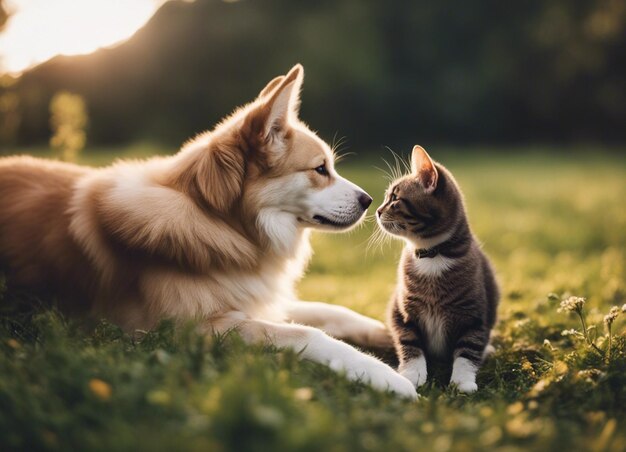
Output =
[{"x1": 0, "y1": 65, "x2": 416, "y2": 398}]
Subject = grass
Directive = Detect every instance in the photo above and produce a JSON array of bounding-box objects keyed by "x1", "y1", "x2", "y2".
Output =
[{"x1": 1, "y1": 146, "x2": 625, "y2": 451}]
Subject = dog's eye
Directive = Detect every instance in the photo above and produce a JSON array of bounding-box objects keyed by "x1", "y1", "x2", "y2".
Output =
[{"x1": 314, "y1": 164, "x2": 328, "y2": 176}]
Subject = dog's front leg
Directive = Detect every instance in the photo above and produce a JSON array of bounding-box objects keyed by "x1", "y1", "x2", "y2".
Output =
[
  {"x1": 285, "y1": 300, "x2": 393, "y2": 349},
  {"x1": 208, "y1": 312, "x2": 416, "y2": 399}
]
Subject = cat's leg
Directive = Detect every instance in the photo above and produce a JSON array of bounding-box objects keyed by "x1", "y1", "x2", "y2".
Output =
[
  {"x1": 208, "y1": 311, "x2": 417, "y2": 399},
  {"x1": 285, "y1": 300, "x2": 392, "y2": 348},
  {"x1": 482, "y1": 330, "x2": 496, "y2": 360},
  {"x1": 450, "y1": 326, "x2": 489, "y2": 393},
  {"x1": 482, "y1": 344, "x2": 495, "y2": 359},
  {"x1": 389, "y1": 304, "x2": 428, "y2": 388}
]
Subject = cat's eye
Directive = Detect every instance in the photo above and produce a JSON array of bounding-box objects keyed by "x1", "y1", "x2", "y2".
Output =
[
  {"x1": 314, "y1": 164, "x2": 328, "y2": 176},
  {"x1": 390, "y1": 193, "x2": 398, "y2": 201}
]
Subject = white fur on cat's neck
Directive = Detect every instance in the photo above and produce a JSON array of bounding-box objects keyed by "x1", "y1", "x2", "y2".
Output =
[
  {"x1": 404, "y1": 230, "x2": 455, "y2": 278},
  {"x1": 411, "y1": 253, "x2": 454, "y2": 278},
  {"x1": 404, "y1": 229, "x2": 452, "y2": 250}
]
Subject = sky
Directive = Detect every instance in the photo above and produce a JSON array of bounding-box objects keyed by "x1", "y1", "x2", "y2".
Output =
[{"x1": 0, "y1": 0, "x2": 168, "y2": 74}]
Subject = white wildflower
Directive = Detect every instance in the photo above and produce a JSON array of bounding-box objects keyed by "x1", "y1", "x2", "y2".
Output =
[
  {"x1": 558, "y1": 296, "x2": 586, "y2": 313},
  {"x1": 622, "y1": 304, "x2": 626, "y2": 313},
  {"x1": 604, "y1": 306, "x2": 620, "y2": 326},
  {"x1": 577, "y1": 369, "x2": 605, "y2": 384}
]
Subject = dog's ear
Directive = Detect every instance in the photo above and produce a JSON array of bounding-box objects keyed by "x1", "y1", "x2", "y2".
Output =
[
  {"x1": 244, "y1": 64, "x2": 303, "y2": 146},
  {"x1": 258, "y1": 75, "x2": 285, "y2": 98},
  {"x1": 171, "y1": 139, "x2": 245, "y2": 212},
  {"x1": 411, "y1": 145, "x2": 438, "y2": 193}
]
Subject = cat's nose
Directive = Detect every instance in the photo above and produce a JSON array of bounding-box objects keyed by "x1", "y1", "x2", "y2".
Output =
[
  {"x1": 357, "y1": 192, "x2": 373, "y2": 210},
  {"x1": 376, "y1": 207, "x2": 382, "y2": 217}
]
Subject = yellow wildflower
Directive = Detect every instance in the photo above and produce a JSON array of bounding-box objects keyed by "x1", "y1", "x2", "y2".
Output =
[
  {"x1": 507, "y1": 401, "x2": 524, "y2": 416},
  {"x1": 88, "y1": 378, "x2": 112, "y2": 401},
  {"x1": 293, "y1": 387, "x2": 313, "y2": 401}
]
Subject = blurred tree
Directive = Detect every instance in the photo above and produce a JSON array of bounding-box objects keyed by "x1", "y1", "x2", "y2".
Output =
[
  {"x1": 0, "y1": 77, "x2": 19, "y2": 147},
  {"x1": 49, "y1": 91, "x2": 87, "y2": 161},
  {"x1": 0, "y1": 0, "x2": 8, "y2": 31},
  {"x1": 4, "y1": 0, "x2": 626, "y2": 151},
  {"x1": 0, "y1": 0, "x2": 19, "y2": 150}
]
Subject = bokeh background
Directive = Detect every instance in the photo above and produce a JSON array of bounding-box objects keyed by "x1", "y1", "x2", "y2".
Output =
[
  {"x1": 1, "y1": 2, "x2": 626, "y2": 450},
  {"x1": 1, "y1": 0, "x2": 626, "y2": 153}
]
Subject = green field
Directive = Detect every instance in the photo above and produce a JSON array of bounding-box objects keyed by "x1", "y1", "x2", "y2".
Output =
[{"x1": 1, "y1": 147, "x2": 625, "y2": 451}]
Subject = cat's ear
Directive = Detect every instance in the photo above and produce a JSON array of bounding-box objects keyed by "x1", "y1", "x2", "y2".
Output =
[{"x1": 411, "y1": 145, "x2": 438, "y2": 193}]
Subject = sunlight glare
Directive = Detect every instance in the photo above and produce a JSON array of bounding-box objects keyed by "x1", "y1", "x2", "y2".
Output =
[{"x1": 0, "y1": 0, "x2": 167, "y2": 74}]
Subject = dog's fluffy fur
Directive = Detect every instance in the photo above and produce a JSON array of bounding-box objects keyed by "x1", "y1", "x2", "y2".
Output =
[{"x1": 0, "y1": 65, "x2": 416, "y2": 398}]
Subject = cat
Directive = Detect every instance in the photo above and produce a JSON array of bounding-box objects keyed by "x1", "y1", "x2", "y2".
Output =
[{"x1": 376, "y1": 145, "x2": 499, "y2": 393}]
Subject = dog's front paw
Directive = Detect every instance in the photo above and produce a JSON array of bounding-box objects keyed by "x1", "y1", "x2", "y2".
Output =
[
  {"x1": 399, "y1": 356, "x2": 427, "y2": 387},
  {"x1": 331, "y1": 356, "x2": 418, "y2": 400},
  {"x1": 366, "y1": 362, "x2": 419, "y2": 400}
]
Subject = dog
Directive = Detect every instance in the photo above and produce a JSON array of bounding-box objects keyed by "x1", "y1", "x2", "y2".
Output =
[{"x1": 0, "y1": 65, "x2": 416, "y2": 398}]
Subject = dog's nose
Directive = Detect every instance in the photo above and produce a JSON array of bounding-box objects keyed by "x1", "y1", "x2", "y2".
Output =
[{"x1": 358, "y1": 192, "x2": 373, "y2": 210}]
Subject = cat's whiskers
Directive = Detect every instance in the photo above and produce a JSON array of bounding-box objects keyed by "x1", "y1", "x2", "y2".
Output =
[
  {"x1": 365, "y1": 227, "x2": 382, "y2": 253},
  {"x1": 374, "y1": 162, "x2": 395, "y2": 183},
  {"x1": 385, "y1": 146, "x2": 411, "y2": 177},
  {"x1": 376, "y1": 147, "x2": 412, "y2": 185},
  {"x1": 361, "y1": 212, "x2": 376, "y2": 224},
  {"x1": 378, "y1": 214, "x2": 402, "y2": 231},
  {"x1": 366, "y1": 223, "x2": 393, "y2": 255}
]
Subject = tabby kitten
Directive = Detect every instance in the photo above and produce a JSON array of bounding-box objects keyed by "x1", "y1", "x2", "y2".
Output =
[{"x1": 376, "y1": 145, "x2": 499, "y2": 393}]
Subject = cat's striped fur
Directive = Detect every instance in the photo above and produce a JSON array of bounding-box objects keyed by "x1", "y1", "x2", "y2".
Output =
[{"x1": 376, "y1": 146, "x2": 499, "y2": 393}]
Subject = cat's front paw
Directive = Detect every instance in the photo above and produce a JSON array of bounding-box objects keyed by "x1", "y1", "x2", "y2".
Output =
[
  {"x1": 451, "y1": 380, "x2": 478, "y2": 393},
  {"x1": 398, "y1": 356, "x2": 427, "y2": 387},
  {"x1": 450, "y1": 357, "x2": 478, "y2": 394}
]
